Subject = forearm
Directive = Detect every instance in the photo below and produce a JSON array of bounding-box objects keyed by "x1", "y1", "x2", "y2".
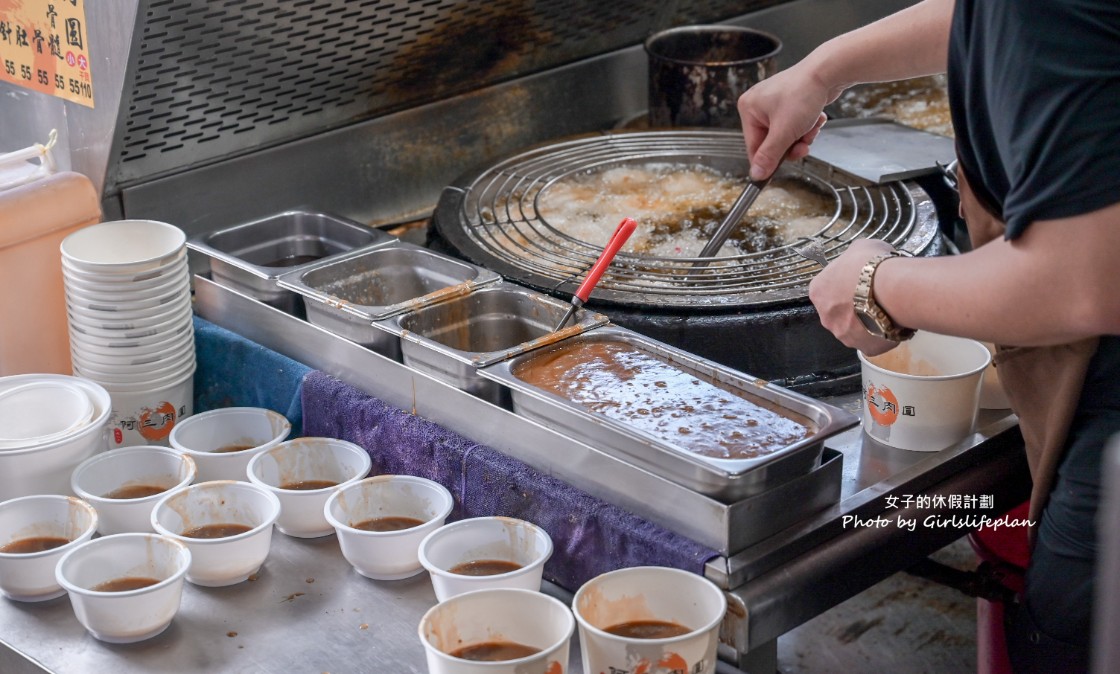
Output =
[
  {"x1": 873, "y1": 203, "x2": 1120, "y2": 346},
  {"x1": 801, "y1": 0, "x2": 954, "y2": 101}
]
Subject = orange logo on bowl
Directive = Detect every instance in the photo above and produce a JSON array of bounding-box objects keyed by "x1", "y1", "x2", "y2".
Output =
[
  {"x1": 866, "y1": 385, "x2": 900, "y2": 427},
  {"x1": 137, "y1": 401, "x2": 178, "y2": 442},
  {"x1": 658, "y1": 652, "x2": 689, "y2": 672}
]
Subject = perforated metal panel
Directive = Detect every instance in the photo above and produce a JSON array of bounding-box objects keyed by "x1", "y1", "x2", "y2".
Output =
[{"x1": 109, "y1": 0, "x2": 780, "y2": 190}]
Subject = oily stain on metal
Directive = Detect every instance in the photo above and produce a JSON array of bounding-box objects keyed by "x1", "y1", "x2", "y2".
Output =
[{"x1": 388, "y1": 0, "x2": 551, "y2": 103}]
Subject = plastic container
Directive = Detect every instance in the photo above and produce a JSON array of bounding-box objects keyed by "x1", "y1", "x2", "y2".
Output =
[
  {"x1": 246, "y1": 437, "x2": 372, "y2": 538},
  {"x1": 0, "y1": 155, "x2": 101, "y2": 375},
  {"x1": 169, "y1": 407, "x2": 292, "y2": 481},
  {"x1": 70, "y1": 446, "x2": 198, "y2": 535},
  {"x1": 419, "y1": 516, "x2": 553, "y2": 602},
  {"x1": 0, "y1": 375, "x2": 112, "y2": 500},
  {"x1": 55, "y1": 533, "x2": 192, "y2": 643},
  {"x1": 0, "y1": 495, "x2": 99, "y2": 601},
  {"x1": 325, "y1": 475, "x2": 453, "y2": 580},
  {"x1": 151, "y1": 480, "x2": 280, "y2": 587}
]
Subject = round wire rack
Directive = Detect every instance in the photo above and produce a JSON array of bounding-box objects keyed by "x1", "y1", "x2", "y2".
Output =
[{"x1": 437, "y1": 130, "x2": 939, "y2": 309}]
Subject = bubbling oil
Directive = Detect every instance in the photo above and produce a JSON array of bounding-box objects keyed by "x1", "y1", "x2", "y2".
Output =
[{"x1": 534, "y1": 164, "x2": 834, "y2": 259}]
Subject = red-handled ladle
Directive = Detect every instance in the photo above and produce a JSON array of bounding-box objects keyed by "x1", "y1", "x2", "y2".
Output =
[{"x1": 554, "y1": 217, "x2": 638, "y2": 331}]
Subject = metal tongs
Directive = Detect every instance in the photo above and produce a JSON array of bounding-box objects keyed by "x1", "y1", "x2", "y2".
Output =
[
  {"x1": 554, "y1": 217, "x2": 638, "y2": 331},
  {"x1": 693, "y1": 175, "x2": 773, "y2": 267}
]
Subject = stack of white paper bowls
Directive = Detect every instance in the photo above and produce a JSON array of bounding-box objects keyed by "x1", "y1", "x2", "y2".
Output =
[{"x1": 61, "y1": 220, "x2": 195, "y2": 449}]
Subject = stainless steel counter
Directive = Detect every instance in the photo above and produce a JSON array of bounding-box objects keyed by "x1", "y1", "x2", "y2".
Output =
[{"x1": 0, "y1": 278, "x2": 1029, "y2": 673}]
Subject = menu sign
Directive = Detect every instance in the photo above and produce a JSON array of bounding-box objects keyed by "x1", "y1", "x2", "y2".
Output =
[{"x1": 0, "y1": 0, "x2": 94, "y2": 108}]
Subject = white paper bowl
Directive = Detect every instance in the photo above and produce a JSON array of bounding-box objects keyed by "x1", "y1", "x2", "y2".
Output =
[
  {"x1": 573, "y1": 566, "x2": 727, "y2": 674},
  {"x1": 324, "y1": 475, "x2": 453, "y2": 580},
  {"x1": 419, "y1": 588, "x2": 576, "y2": 674},
  {"x1": 169, "y1": 407, "x2": 291, "y2": 481},
  {"x1": 71, "y1": 446, "x2": 197, "y2": 535},
  {"x1": 0, "y1": 495, "x2": 98, "y2": 601},
  {"x1": 66, "y1": 292, "x2": 192, "y2": 325},
  {"x1": 68, "y1": 303, "x2": 194, "y2": 341},
  {"x1": 62, "y1": 257, "x2": 188, "y2": 293},
  {"x1": 61, "y1": 220, "x2": 186, "y2": 273},
  {"x1": 419, "y1": 516, "x2": 553, "y2": 602},
  {"x1": 101, "y1": 368, "x2": 196, "y2": 449},
  {"x1": 69, "y1": 315, "x2": 194, "y2": 353},
  {"x1": 859, "y1": 331, "x2": 992, "y2": 451},
  {"x1": 61, "y1": 247, "x2": 186, "y2": 282},
  {"x1": 151, "y1": 480, "x2": 280, "y2": 587},
  {"x1": 55, "y1": 533, "x2": 191, "y2": 643},
  {"x1": 70, "y1": 334, "x2": 195, "y2": 371},
  {"x1": 72, "y1": 346, "x2": 196, "y2": 385},
  {"x1": 65, "y1": 281, "x2": 189, "y2": 312},
  {"x1": 246, "y1": 437, "x2": 372, "y2": 538},
  {"x1": 0, "y1": 376, "x2": 111, "y2": 500}
]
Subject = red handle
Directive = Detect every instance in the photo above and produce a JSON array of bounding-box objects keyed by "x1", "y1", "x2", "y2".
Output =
[{"x1": 573, "y1": 217, "x2": 637, "y2": 302}]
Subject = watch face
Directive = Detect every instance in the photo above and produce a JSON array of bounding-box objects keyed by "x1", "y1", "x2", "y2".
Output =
[{"x1": 856, "y1": 311, "x2": 884, "y2": 337}]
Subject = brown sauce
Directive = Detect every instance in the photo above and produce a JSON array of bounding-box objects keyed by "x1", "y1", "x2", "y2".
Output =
[
  {"x1": 212, "y1": 443, "x2": 255, "y2": 453},
  {"x1": 449, "y1": 559, "x2": 522, "y2": 576},
  {"x1": 93, "y1": 576, "x2": 161, "y2": 592},
  {"x1": 514, "y1": 341, "x2": 815, "y2": 459},
  {"x1": 352, "y1": 516, "x2": 425, "y2": 532},
  {"x1": 278, "y1": 479, "x2": 338, "y2": 491},
  {"x1": 181, "y1": 523, "x2": 253, "y2": 539},
  {"x1": 450, "y1": 641, "x2": 541, "y2": 661},
  {"x1": 605, "y1": 619, "x2": 692, "y2": 639},
  {"x1": 0, "y1": 536, "x2": 70, "y2": 554},
  {"x1": 104, "y1": 484, "x2": 169, "y2": 499}
]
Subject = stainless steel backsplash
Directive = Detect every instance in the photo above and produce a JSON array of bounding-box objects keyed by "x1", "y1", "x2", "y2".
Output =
[{"x1": 0, "y1": 0, "x2": 913, "y2": 233}]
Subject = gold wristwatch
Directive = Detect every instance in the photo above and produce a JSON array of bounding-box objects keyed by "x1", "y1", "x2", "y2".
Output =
[{"x1": 853, "y1": 251, "x2": 915, "y2": 342}]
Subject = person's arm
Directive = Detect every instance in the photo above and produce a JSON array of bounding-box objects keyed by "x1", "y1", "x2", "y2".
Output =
[
  {"x1": 738, "y1": 0, "x2": 955, "y2": 180},
  {"x1": 809, "y1": 200, "x2": 1120, "y2": 354}
]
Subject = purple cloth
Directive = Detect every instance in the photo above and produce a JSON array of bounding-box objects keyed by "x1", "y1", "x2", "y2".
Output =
[
  {"x1": 301, "y1": 371, "x2": 719, "y2": 591},
  {"x1": 300, "y1": 370, "x2": 472, "y2": 520}
]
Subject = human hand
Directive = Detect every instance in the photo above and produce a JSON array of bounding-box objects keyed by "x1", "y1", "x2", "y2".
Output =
[
  {"x1": 808, "y1": 238, "x2": 901, "y2": 356},
  {"x1": 737, "y1": 64, "x2": 834, "y2": 180}
]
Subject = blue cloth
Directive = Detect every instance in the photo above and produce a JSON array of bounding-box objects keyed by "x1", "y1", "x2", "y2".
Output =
[
  {"x1": 300, "y1": 370, "x2": 720, "y2": 592},
  {"x1": 192, "y1": 316, "x2": 311, "y2": 435}
]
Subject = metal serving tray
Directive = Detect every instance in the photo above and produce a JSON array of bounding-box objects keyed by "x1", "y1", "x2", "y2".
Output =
[
  {"x1": 275, "y1": 241, "x2": 501, "y2": 359},
  {"x1": 391, "y1": 282, "x2": 609, "y2": 405},
  {"x1": 479, "y1": 325, "x2": 859, "y2": 501},
  {"x1": 187, "y1": 210, "x2": 395, "y2": 313}
]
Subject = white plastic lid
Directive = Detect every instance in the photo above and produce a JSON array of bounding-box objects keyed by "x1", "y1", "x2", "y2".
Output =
[{"x1": 0, "y1": 380, "x2": 93, "y2": 448}]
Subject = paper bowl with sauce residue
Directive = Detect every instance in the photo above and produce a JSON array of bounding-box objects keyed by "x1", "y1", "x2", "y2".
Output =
[
  {"x1": 0, "y1": 495, "x2": 98, "y2": 602},
  {"x1": 169, "y1": 407, "x2": 291, "y2": 482},
  {"x1": 419, "y1": 588, "x2": 575, "y2": 674},
  {"x1": 859, "y1": 331, "x2": 991, "y2": 451},
  {"x1": 55, "y1": 533, "x2": 191, "y2": 643},
  {"x1": 573, "y1": 566, "x2": 727, "y2": 674},
  {"x1": 418, "y1": 516, "x2": 553, "y2": 603},
  {"x1": 150, "y1": 480, "x2": 280, "y2": 587},
  {"x1": 71, "y1": 446, "x2": 197, "y2": 535},
  {"x1": 324, "y1": 475, "x2": 454, "y2": 580},
  {"x1": 247, "y1": 437, "x2": 372, "y2": 538}
]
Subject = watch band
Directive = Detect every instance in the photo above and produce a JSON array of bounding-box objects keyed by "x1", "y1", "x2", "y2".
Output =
[{"x1": 853, "y1": 251, "x2": 916, "y2": 342}]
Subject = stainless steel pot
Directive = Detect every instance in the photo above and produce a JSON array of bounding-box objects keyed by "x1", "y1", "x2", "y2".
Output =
[{"x1": 646, "y1": 25, "x2": 781, "y2": 128}]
